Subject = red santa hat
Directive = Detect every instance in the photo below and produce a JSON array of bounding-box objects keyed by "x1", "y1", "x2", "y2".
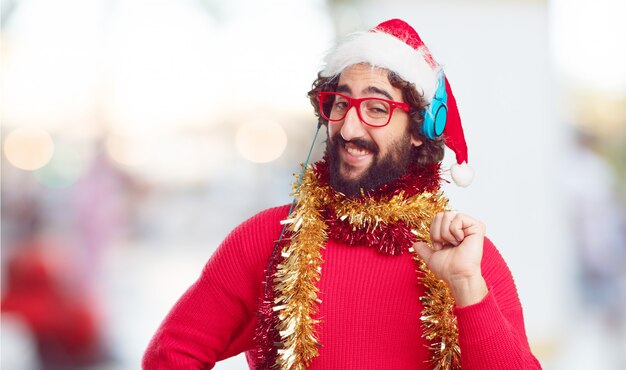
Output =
[{"x1": 320, "y1": 19, "x2": 474, "y2": 187}]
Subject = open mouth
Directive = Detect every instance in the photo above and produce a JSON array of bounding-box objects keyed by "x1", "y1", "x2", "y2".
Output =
[{"x1": 345, "y1": 142, "x2": 372, "y2": 156}]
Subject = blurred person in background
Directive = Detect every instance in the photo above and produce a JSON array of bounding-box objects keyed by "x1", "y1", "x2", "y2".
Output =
[
  {"x1": 71, "y1": 141, "x2": 136, "y2": 280},
  {"x1": 143, "y1": 19, "x2": 541, "y2": 369},
  {"x1": 566, "y1": 129, "x2": 626, "y2": 367},
  {"x1": 1, "y1": 220, "x2": 110, "y2": 370},
  {"x1": 1, "y1": 145, "x2": 131, "y2": 370}
]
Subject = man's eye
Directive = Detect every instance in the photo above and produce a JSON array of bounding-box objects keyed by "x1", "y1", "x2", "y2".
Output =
[
  {"x1": 334, "y1": 101, "x2": 348, "y2": 110},
  {"x1": 367, "y1": 103, "x2": 389, "y2": 114}
]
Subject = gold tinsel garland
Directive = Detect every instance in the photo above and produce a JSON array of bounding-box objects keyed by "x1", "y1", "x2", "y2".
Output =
[
  {"x1": 272, "y1": 171, "x2": 328, "y2": 370},
  {"x1": 273, "y1": 166, "x2": 460, "y2": 369}
]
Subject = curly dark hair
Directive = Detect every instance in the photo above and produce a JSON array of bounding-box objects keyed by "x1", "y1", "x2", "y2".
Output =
[{"x1": 306, "y1": 67, "x2": 444, "y2": 167}]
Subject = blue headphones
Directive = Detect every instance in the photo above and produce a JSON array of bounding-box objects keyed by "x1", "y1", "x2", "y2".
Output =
[{"x1": 422, "y1": 72, "x2": 448, "y2": 139}]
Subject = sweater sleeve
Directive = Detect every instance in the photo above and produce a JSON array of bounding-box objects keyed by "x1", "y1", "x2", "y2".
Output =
[
  {"x1": 142, "y1": 205, "x2": 289, "y2": 370},
  {"x1": 454, "y1": 237, "x2": 542, "y2": 369}
]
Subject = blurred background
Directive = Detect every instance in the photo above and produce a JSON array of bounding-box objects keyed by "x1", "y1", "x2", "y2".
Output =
[{"x1": 1, "y1": 0, "x2": 625, "y2": 369}]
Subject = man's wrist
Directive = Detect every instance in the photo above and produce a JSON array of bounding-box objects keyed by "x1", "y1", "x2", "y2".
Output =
[{"x1": 448, "y1": 274, "x2": 488, "y2": 307}]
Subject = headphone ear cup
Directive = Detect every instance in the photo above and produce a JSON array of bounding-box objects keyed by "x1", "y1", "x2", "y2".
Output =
[
  {"x1": 433, "y1": 103, "x2": 447, "y2": 137},
  {"x1": 422, "y1": 99, "x2": 447, "y2": 139}
]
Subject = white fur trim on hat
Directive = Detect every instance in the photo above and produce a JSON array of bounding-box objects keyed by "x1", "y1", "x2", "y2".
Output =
[
  {"x1": 320, "y1": 30, "x2": 440, "y2": 102},
  {"x1": 451, "y1": 162, "x2": 474, "y2": 187}
]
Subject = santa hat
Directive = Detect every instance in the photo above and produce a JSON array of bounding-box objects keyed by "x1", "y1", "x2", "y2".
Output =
[{"x1": 320, "y1": 19, "x2": 474, "y2": 187}]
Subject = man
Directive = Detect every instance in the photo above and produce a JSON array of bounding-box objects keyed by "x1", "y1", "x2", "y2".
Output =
[{"x1": 143, "y1": 19, "x2": 541, "y2": 369}]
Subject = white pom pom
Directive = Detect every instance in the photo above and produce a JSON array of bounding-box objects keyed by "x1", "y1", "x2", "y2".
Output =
[{"x1": 451, "y1": 162, "x2": 474, "y2": 187}]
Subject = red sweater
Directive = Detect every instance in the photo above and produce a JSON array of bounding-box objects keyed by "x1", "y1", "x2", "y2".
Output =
[{"x1": 143, "y1": 205, "x2": 541, "y2": 369}]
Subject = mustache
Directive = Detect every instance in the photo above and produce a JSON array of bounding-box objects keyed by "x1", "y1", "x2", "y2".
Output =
[{"x1": 332, "y1": 134, "x2": 379, "y2": 154}]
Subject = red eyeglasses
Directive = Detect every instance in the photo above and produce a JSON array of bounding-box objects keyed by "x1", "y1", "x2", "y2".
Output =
[{"x1": 317, "y1": 91, "x2": 410, "y2": 127}]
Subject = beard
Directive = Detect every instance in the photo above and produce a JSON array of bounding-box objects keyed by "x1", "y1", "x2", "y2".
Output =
[{"x1": 326, "y1": 132, "x2": 417, "y2": 198}]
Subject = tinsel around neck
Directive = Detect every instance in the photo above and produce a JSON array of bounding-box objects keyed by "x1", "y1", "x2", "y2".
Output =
[{"x1": 314, "y1": 158, "x2": 444, "y2": 255}]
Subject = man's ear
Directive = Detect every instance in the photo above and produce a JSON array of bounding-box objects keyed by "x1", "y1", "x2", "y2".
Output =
[{"x1": 411, "y1": 136, "x2": 423, "y2": 148}]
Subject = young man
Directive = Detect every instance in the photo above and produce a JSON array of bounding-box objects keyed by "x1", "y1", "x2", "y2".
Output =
[{"x1": 143, "y1": 19, "x2": 541, "y2": 370}]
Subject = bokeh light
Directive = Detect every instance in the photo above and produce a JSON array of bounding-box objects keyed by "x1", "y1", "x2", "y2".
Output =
[
  {"x1": 105, "y1": 131, "x2": 154, "y2": 167},
  {"x1": 3, "y1": 127, "x2": 55, "y2": 170},
  {"x1": 235, "y1": 118, "x2": 288, "y2": 163}
]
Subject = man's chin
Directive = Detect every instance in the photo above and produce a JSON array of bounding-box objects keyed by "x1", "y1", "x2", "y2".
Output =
[
  {"x1": 331, "y1": 169, "x2": 369, "y2": 197},
  {"x1": 339, "y1": 163, "x2": 368, "y2": 182}
]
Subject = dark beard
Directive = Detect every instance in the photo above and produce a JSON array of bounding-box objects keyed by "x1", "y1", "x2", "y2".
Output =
[{"x1": 326, "y1": 134, "x2": 416, "y2": 198}]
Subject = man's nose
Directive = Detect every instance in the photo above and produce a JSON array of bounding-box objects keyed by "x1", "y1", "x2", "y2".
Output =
[{"x1": 340, "y1": 106, "x2": 367, "y2": 141}]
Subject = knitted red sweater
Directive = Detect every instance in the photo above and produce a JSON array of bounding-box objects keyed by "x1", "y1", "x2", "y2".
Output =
[{"x1": 143, "y1": 205, "x2": 541, "y2": 369}]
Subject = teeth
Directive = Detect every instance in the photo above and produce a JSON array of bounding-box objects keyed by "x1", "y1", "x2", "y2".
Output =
[{"x1": 346, "y1": 146, "x2": 369, "y2": 156}]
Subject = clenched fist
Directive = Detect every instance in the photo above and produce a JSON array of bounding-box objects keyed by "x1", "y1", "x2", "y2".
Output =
[{"x1": 413, "y1": 212, "x2": 489, "y2": 307}]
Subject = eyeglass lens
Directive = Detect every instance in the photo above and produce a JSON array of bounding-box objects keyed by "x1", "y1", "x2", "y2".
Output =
[{"x1": 321, "y1": 93, "x2": 391, "y2": 126}]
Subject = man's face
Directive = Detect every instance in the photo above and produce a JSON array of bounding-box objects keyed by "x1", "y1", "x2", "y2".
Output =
[{"x1": 326, "y1": 64, "x2": 423, "y2": 196}]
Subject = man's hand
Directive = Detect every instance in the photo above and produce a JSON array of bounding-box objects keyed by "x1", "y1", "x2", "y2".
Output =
[{"x1": 413, "y1": 212, "x2": 488, "y2": 307}]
